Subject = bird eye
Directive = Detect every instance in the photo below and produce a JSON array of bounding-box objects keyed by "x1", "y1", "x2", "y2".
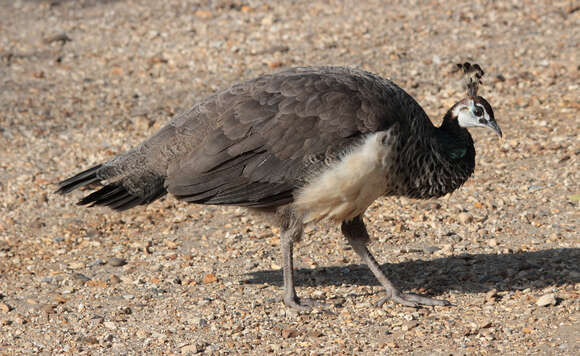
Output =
[{"x1": 473, "y1": 106, "x2": 484, "y2": 117}]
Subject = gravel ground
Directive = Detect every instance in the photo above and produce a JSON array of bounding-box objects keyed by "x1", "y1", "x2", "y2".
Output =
[{"x1": 1, "y1": 0, "x2": 579, "y2": 355}]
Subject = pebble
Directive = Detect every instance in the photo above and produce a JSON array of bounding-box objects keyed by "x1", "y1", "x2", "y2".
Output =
[
  {"x1": 308, "y1": 330, "x2": 324, "y2": 337},
  {"x1": 486, "y1": 289, "x2": 499, "y2": 302},
  {"x1": 440, "y1": 244, "x2": 454, "y2": 254},
  {"x1": 190, "y1": 317, "x2": 208, "y2": 327},
  {"x1": 281, "y1": 328, "x2": 299, "y2": 338},
  {"x1": 109, "y1": 274, "x2": 122, "y2": 285},
  {"x1": 402, "y1": 321, "x2": 419, "y2": 331},
  {"x1": 104, "y1": 321, "x2": 117, "y2": 330},
  {"x1": 67, "y1": 262, "x2": 85, "y2": 270},
  {"x1": 108, "y1": 257, "x2": 127, "y2": 267},
  {"x1": 181, "y1": 343, "x2": 201, "y2": 354},
  {"x1": 457, "y1": 213, "x2": 474, "y2": 224},
  {"x1": 77, "y1": 336, "x2": 98, "y2": 345},
  {"x1": 71, "y1": 273, "x2": 91, "y2": 284},
  {"x1": 424, "y1": 246, "x2": 441, "y2": 254},
  {"x1": 202, "y1": 273, "x2": 218, "y2": 284},
  {"x1": 0, "y1": 302, "x2": 11, "y2": 313},
  {"x1": 61, "y1": 286, "x2": 75, "y2": 294},
  {"x1": 536, "y1": 293, "x2": 558, "y2": 307}
]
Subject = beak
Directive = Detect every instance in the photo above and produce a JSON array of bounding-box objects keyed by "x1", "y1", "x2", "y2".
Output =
[{"x1": 487, "y1": 120, "x2": 502, "y2": 138}]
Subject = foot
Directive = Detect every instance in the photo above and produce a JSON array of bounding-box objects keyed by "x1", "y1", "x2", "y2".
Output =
[
  {"x1": 283, "y1": 296, "x2": 328, "y2": 311},
  {"x1": 377, "y1": 290, "x2": 451, "y2": 308}
]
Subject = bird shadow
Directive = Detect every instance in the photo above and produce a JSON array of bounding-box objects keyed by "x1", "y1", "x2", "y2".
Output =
[{"x1": 244, "y1": 248, "x2": 579, "y2": 296}]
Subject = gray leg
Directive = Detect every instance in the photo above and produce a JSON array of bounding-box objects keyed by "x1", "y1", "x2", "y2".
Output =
[
  {"x1": 341, "y1": 216, "x2": 450, "y2": 307},
  {"x1": 278, "y1": 207, "x2": 325, "y2": 310}
]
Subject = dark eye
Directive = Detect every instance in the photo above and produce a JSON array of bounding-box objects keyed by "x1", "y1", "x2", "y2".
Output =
[{"x1": 473, "y1": 106, "x2": 484, "y2": 117}]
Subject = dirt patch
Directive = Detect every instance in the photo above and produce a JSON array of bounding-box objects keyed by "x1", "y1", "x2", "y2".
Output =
[{"x1": 0, "y1": 0, "x2": 578, "y2": 354}]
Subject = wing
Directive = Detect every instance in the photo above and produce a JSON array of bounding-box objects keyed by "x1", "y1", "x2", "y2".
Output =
[{"x1": 165, "y1": 66, "x2": 423, "y2": 208}]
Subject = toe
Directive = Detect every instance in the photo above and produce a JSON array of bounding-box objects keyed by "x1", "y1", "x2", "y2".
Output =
[{"x1": 283, "y1": 297, "x2": 313, "y2": 311}]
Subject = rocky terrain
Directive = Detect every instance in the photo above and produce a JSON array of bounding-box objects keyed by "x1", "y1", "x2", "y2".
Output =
[{"x1": 0, "y1": 0, "x2": 578, "y2": 354}]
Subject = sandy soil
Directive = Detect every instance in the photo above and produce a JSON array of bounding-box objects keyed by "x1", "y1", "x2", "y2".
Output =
[{"x1": 0, "y1": 0, "x2": 578, "y2": 354}]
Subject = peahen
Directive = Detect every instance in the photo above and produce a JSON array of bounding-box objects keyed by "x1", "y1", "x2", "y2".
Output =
[{"x1": 56, "y1": 62, "x2": 502, "y2": 310}]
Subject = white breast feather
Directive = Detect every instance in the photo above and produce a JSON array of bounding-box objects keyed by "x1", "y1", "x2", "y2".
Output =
[{"x1": 294, "y1": 132, "x2": 394, "y2": 224}]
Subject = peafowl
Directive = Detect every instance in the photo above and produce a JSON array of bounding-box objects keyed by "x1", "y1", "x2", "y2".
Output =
[{"x1": 56, "y1": 62, "x2": 502, "y2": 310}]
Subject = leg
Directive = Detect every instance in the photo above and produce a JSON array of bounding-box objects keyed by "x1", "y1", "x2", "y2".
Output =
[
  {"x1": 341, "y1": 216, "x2": 450, "y2": 307},
  {"x1": 278, "y1": 207, "x2": 325, "y2": 310}
]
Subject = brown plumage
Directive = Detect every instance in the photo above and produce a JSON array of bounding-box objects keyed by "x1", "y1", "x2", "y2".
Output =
[{"x1": 56, "y1": 65, "x2": 501, "y2": 310}]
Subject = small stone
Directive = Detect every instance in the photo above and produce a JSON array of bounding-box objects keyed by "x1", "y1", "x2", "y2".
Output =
[
  {"x1": 52, "y1": 294, "x2": 68, "y2": 304},
  {"x1": 77, "y1": 335, "x2": 98, "y2": 344},
  {"x1": 71, "y1": 273, "x2": 91, "y2": 284},
  {"x1": 423, "y1": 201, "x2": 441, "y2": 210},
  {"x1": 308, "y1": 330, "x2": 323, "y2": 337},
  {"x1": 480, "y1": 321, "x2": 492, "y2": 329},
  {"x1": 42, "y1": 33, "x2": 72, "y2": 45},
  {"x1": 424, "y1": 246, "x2": 441, "y2": 254},
  {"x1": 68, "y1": 262, "x2": 85, "y2": 270},
  {"x1": 104, "y1": 321, "x2": 117, "y2": 330},
  {"x1": 61, "y1": 286, "x2": 75, "y2": 294},
  {"x1": 13, "y1": 316, "x2": 26, "y2": 325},
  {"x1": 440, "y1": 244, "x2": 454, "y2": 254},
  {"x1": 457, "y1": 213, "x2": 473, "y2": 224},
  {"x1": 268, "y1": 60, "x2": 284, "y2": 69},
  {"x1": 488, "y1": 238, "x2": 498, "y2": 247},
  {"x1": 281, "y1": 328, "x2": 298, "y2": 338},
  {"x1": 202, "y1": 273, "x2": 218, "y2": 284},
  {"x1": 0, "y1": 302, "x2": 11, "y2": 313},
  {"x1": 41, "y1": 304, "x2": 56, "y2": 315},
  {"x1": 536, "y1": 293, "x2": 557, "y2": 307},
  {"x1": 118, "y1": 306, "x2": 132, "y2": 315},
  {"x1": 181, "y1": 344, "x2": 200, "y2": 354},
  {"x1": 402, "y1": 321, "x2": 419, "y2": 331},
  {"x1": 486, "y1": 289, "x2": 499, "y2": 302},
  {"x1": 109, "y1": 274, "x2": 122, "y2": 285},
  {"x1": 194, "y1": 9, "x2": 212, "y2": 19},
  {"x1": 108, "y1": 257, "x2": 127, "y2": 267},
  {"x1": 191, "y1": 317, "x2": 208, "y2": 327}
]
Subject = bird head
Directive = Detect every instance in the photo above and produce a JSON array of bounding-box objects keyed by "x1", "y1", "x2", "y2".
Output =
[
  {"x1": 446, "y1": 62, "x2": 502, "y2": 138},
  {"x1": 452, "y1": 96, "x2": 502, "y2": 137}
]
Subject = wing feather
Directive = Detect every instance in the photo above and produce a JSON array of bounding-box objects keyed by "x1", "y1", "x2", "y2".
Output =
[{"x1": 166, "y1": 66, "x2": 424, "y2": 207}]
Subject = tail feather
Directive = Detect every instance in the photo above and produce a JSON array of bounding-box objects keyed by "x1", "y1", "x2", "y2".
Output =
[
  {"x1": 78, "y1": 184, "x2": 126, "y2": 206},
  {"x1": 77, "y1": 183, "x2": 146, "y2": 211},
  {"x1": 56, "y1": 164, "x2": 167, "y2": 211},
  {"x1": 108, "y1": 195, "x2": 142, "y2": 211},
  {"x1": 55, "y1": 164, "x2": 102, "y2": 194}
]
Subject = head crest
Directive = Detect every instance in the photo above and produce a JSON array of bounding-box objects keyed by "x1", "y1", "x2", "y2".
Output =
[{"x1": 457, "y1": 62, "x2": 484, "y2": 98}]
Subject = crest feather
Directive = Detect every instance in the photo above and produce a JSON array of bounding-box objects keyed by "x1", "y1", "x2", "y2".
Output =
[{"x1": 457, "y1": 62, "x2": 484, "y2": 98}]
